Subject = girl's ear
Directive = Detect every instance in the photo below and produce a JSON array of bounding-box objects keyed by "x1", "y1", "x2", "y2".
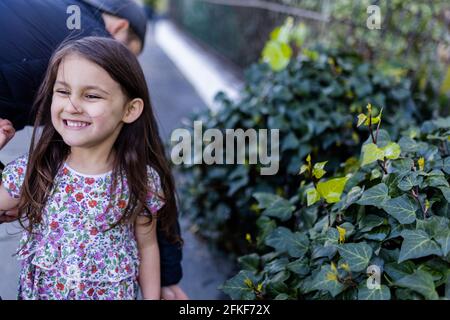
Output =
[{"x1": 122, "y1": 98, "x2": 144, "y2": 124}]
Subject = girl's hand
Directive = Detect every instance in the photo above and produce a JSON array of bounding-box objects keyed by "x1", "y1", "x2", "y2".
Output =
[
  {"x1": 0, "y1": 118, "x2": 15, "y2": 151},
  {"x1": 161, "y1": 285, "x2": 189, "y2": 300}
]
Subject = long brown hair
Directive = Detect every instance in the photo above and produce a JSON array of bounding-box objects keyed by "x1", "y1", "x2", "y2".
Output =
[{"x1": 19, "y1": 36, "x2": 182, "y2": 245}]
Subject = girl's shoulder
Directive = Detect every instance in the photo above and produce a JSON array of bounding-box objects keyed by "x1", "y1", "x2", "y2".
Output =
[
  {"x1": 2, "y1": 153, "x2": 29, "y2": 175},
  {"x1": 144, "y1": 165, "x2": 165, "y2": 214},
  {"x1": 1, "y1": 153, "x2": 29, "y2": 198},
  {"x1": 145, "y1": 165, "x2": 164, "y2": 194},
  {"x1": 5, "y1": 153, "x2": 29, "y2": 169}
]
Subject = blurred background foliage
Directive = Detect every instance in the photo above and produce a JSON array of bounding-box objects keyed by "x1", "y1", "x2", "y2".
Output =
[{"x1": 169, "y1": 0, "x2": 450, "y2": 93}]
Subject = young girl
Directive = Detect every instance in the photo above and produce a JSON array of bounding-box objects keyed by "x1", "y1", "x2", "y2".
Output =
[{"x1": 0, "y1": 36, "x2": 180, "y2": 300}]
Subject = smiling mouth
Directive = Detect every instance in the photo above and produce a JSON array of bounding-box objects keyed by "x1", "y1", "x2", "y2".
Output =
[{"x1": 63, "y1": 119, "x2": 92, "y2": 128}]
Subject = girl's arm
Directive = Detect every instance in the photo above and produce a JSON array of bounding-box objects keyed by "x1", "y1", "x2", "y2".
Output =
[{"x1": 135, "y1": 215, "x2": 161, "y2": 300}]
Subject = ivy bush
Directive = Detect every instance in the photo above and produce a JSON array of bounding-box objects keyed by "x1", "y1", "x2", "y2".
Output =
[
  {"x1": 221, "y1": 112, "x2": 450, "y2": 300},
  {"x1": 178, "y1": 43, "x2": 437, "y2": 254}
]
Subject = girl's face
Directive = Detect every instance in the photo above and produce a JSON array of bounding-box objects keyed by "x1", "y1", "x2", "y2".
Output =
[{"x1": 51, "y1": 54, "x2": 129, "y2": 150}]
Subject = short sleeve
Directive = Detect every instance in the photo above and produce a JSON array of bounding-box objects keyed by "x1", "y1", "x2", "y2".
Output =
[
  {"x1": 1, "y1": 153, "x2": 28, "y2": 198},
  {"x1": 145, "y1": 166, "x2": 165, "y2": 215}
]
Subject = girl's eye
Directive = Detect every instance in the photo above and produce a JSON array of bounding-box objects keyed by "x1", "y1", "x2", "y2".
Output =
[
  {"x1": 86, "y1": 94, "x2": 101, "y2": 99},
  {"x1": 56, "y1": 90, "x2": 70, "y2": 95}
]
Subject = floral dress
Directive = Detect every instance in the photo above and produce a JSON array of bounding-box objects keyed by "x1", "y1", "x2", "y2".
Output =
[{"x1": 1, "y1": 154, "x2": 165, "y2": 300}]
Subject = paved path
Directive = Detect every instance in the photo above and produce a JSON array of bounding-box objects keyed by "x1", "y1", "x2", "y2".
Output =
[{"x1": 0, "y1": 21, "x2": 234, "y2": 300}]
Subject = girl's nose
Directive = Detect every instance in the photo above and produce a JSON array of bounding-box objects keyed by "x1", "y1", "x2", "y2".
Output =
[{"x1": 64, "y1": 96, "x2": 83, "y2": 114}]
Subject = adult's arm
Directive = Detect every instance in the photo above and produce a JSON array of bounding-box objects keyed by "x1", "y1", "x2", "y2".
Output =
[{"x1": 157, "y1": 219, "x2": 183, "y2": 286}]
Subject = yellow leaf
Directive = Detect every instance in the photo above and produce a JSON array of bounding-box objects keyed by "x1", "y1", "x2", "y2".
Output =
[
  {"x1": 340, "y1": 263, "x2": 350, "y2": 272},
  {"x1": 256, "y1": 283, "x2": 263, "y2": 292},
  {"x1": 418, "y1": 157, "x2": 425, "y2": 171},
  {"x1": 331, "y1": 262, "x2": 337, "y2": 273},
  {"x1": 299, "y1": 164, "x2": 309, "y2": 175},
  {"x1": 244, "y1": 278, "x2": 253, "y2": 288},
  {"x1": 337, "y1": 226, "x2": 346, "y2": 244},
  {"x1": 312, "y1": 161, "x2": 328, "y2": 179},
  {"x1": 326, "y1": 272, "x2": 338, "y2": 281},
  {"x1": 245, "y1": 233, "x2": 252, "y2": 243},
  {"x1": 357, "y1": 114, "x2": 367, "y2": 127}
]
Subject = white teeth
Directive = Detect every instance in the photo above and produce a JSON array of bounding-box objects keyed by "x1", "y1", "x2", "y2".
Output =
[{"x1": 65, "y1": 120, "x2": 91, "y2": 127}]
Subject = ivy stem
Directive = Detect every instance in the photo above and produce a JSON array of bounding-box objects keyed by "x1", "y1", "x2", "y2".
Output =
[
  {"x1": 374, "y1": 116, "x2": 382, "y2": 144},
  {"x1": 383, "y1": 274, "x2": 394, "y2": 286},
  {"x1": 322, "y1": 204, "x2": 331, "y2": 228},
  {"x1": 368, "y1": 112, "x2": 376, "y2": 144},
  {"x1": 377, "y1": 159, "x2": 388, "y2": 175},
  {"x1": 369, "y1": 112, "x2": 388, "y2": 174},
  {"x1": 411, "y1": 186, "x2": 427, "y2": 219}
]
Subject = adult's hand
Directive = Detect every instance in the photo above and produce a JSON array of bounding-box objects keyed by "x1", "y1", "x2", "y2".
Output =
[
  {"x1": 0, "y1": 118, "x2": 15, "y2": 151},
  {"x1": 0, "y1": 208, "x2": 19, "y2": 224},
  {"x1": 161, "y1": 284, "x2": 189, "y2": 300}
]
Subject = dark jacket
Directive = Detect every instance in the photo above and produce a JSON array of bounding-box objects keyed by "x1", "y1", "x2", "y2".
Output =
[{"x1": 0, "y1": 0, "x2": 182, "y2": 286}]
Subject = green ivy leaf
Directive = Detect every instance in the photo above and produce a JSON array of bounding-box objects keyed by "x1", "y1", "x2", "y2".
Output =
[
  {"x1": 361, "y1": 143, "x2": 385, "y2": 167},
  {"x1": 317, "y1": 177, "x2": 350, "y2": 204},
  {"x1": 443, "y1": 157, "x2": 450, "y2": 174},
  {"x1": 395, "y1": 270, "x2": 439, "y2": 300},
  {"x1": 416, "y1": 216, "x2": 450, "y2": 238},
  {"x1": 362, "y1": 225, "x2": 390, "y2": 241},
  {"x1": 286, "y1": 257, "x2": 310, "y2": 276},
  {"x1": 253, "y1": 193, "x2": 280, "y2": 209},
  {"x1": 358, "y1": 214, "x2": 386, "y2": 233},
  {"x1": 238, "y1": 254, "x2": 260, "y2": 272},
  {"x1": 356, "y1": 183, "x2": 389, "y2": 208},
  {"x1": 398, "y1": 172, "x2": 423, "y2": 191},
  {"x1": 399, "y1": 230, "x2": 442, "y2": 263},
  {"x1": 341, "y1": 186, "x2": 364, "y2": 210},
  {"x1": 439, "y1": 187, "x2": 450, "y2": 203},
  {"x1": 381, "y1": 142, "x2": 401, "y2": 160},
  {"x1": 382, "y1": 195, "x2": 418, "y2": 224},
  {"x1": 265, "y1": 257, "x2": 290, "y2": 274},
  {"x1": 220, "y1": 270, "x2": 261, "y2": 300},
  {"x1": 337, "y1": 243, "x2": 373, "y2": 272},
  {"x1": 311, "y1": 264, "x2": 346, "y2": 297},
  {"x1": 253, "y1": 193, "x2": 295, "y2": 221},
  {"x1": 263, "y1": 202, "x2": 295, "y2": 222},
  {"x1": 425, "y1": 170, "x2": 449, "y2": 188},
  {"x1": 384, "y1": 261, "x2": 415, "y2": 281},
  {"x1": 435, "y1": 230, "x2": 450, "y2": 256},
  {"x1": 265, "y1": 270, "x2": 290, "y2": 296},
  {"x1": 265, "y1": 227, "x2": 309, "y2": 258},
  {"x1": 358, "y1": 284, "x2": 391, "y2": 300},
  {"x1": 256, "y1": 216, "x2": 277, "y2": 247}
]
